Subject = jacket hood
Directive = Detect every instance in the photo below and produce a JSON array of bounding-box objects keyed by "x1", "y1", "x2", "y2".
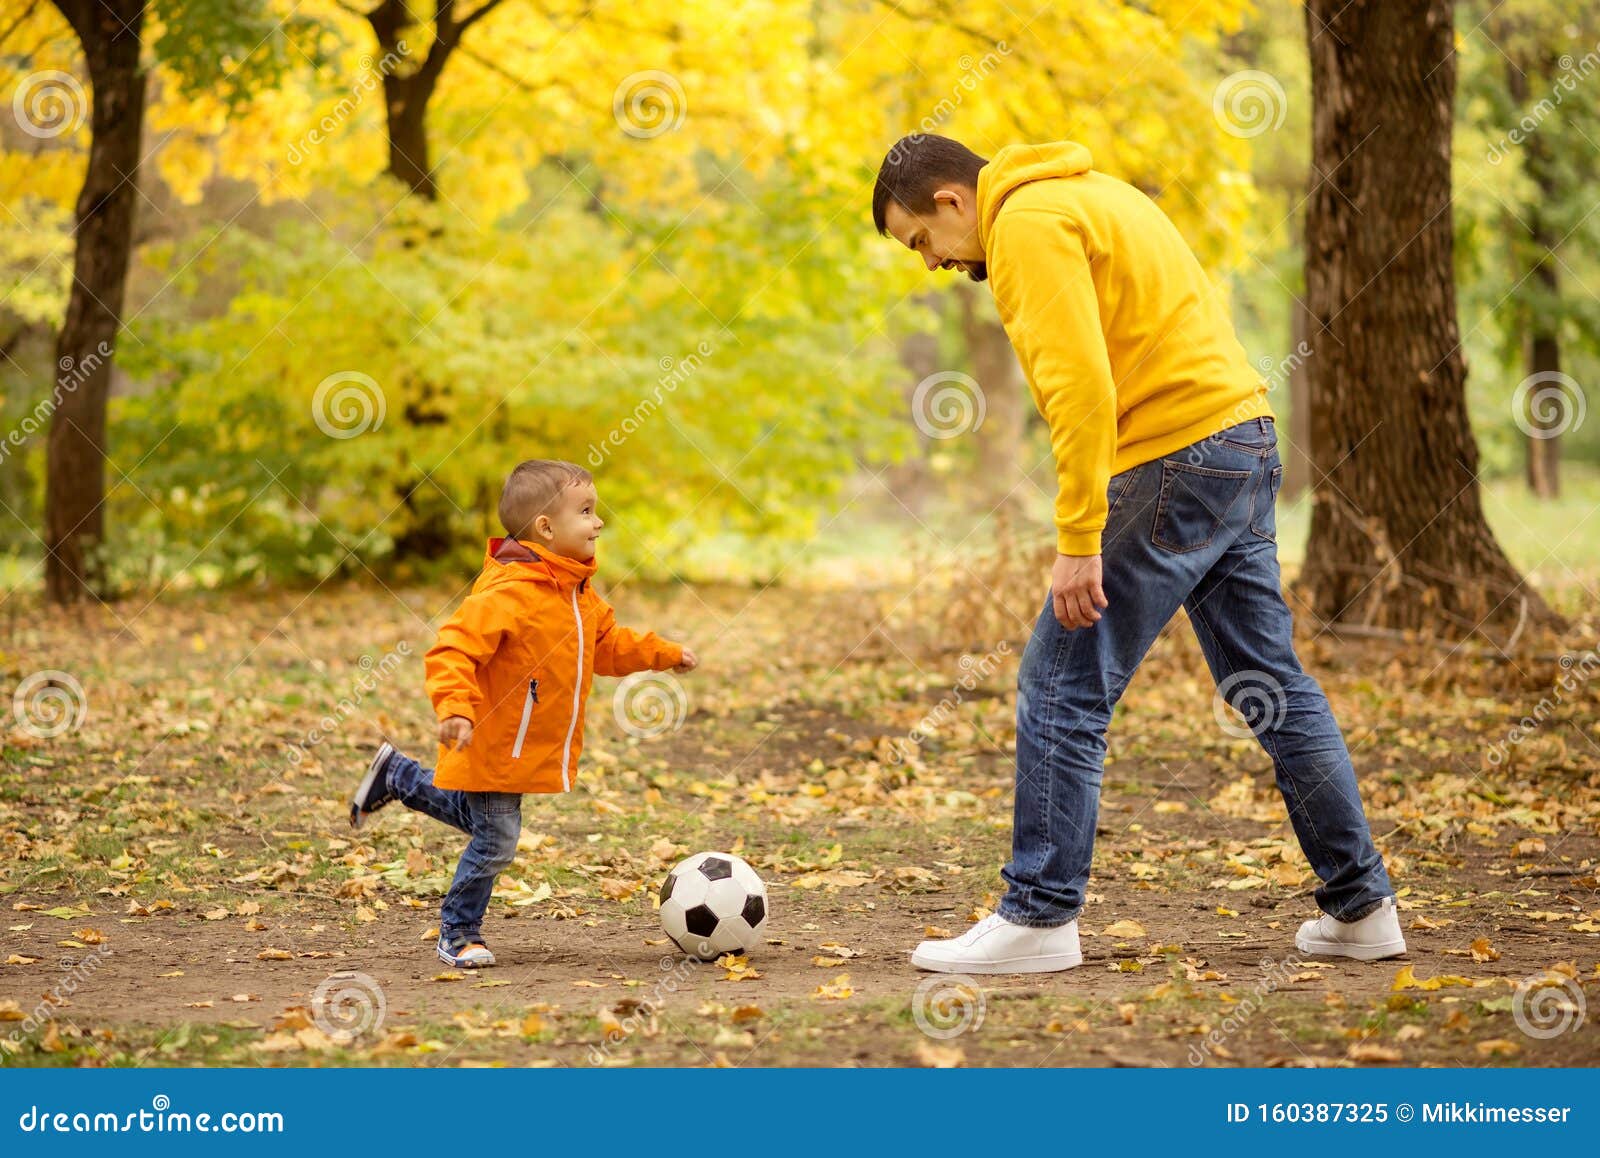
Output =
[
  {"x1": 478, "y1": 537, "x2": 598, "y2": 593},
  {"x1": 976, "y1": 141, "x2": 1094, "y2": 250}
]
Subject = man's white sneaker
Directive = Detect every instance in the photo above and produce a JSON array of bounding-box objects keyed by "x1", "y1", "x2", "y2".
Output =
[
  {"x1": 1294, "y1": 896, "x2": 1407, "y2": 961},
  {"x1": 911, "y1": 913, "x2": 1083, "y2": 974}
]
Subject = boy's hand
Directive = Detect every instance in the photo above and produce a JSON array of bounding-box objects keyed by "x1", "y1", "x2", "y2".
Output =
[
  {"x1": 673, "y1": 646, "x2": 698, "y2": 674},
  {"x1": 439, "y1": 716, "x2": 473, "y2": 750}
]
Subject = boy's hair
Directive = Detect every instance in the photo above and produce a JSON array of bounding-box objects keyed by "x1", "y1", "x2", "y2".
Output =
[
  {"x1": 499, "y1": 459, "x2": 593, "y2": 538},
  {"x1": 871, "y1": 134, "x2": 989, "y2": 235}
]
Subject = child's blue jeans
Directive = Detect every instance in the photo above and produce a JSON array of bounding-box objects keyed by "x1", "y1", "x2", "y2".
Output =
[
  {"x1": 383, "y1": 751, "x2": 522, "y2": 949},
  {"x1": 999, "y1": 418, "x2": 1394, "y2": 928}
]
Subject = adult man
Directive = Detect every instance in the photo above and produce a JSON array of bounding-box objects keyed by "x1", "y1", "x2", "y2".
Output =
[{"x1": 873, "y1": 135, "x2": 1404, "y2": 973}]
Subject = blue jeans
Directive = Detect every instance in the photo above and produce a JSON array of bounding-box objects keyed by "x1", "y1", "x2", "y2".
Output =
[
  {"x1": 383, "y1": 751, "x2": 522, "y2": 948},
  {"x1": 1000, "y1": 418, "x2": 1393, "y2": 927}
]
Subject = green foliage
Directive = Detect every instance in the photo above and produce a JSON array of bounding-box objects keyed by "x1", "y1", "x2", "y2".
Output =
[
  {"x1": 153, "y1": 0, "x2": 325, "y2": 103},
  {"x1": 1454, "y1": 0, "x2": 1600, "y2": 470},
  {"x1": 110, "y1": 162, "x2": 908, "y2": 588}
]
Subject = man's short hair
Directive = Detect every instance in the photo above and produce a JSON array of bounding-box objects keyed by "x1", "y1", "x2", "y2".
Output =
[
  {"x1": 499, "y1": 459, "x2": 592, "y2": 539},
  {"x1": 872, "y1": 134, "x2": 989, "y2": 235}
]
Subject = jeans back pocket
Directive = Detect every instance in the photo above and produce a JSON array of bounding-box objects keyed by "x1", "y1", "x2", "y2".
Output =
[{"x1": 1152, "y1": 460, "x2": 1253, "y2": 554}]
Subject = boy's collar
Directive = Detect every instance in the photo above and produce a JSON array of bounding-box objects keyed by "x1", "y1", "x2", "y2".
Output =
[{"x1": 485, "y1": 537, "x2": 598, "y2": 583}]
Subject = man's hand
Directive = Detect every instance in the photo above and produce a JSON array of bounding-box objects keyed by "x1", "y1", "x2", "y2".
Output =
[
  {"x1": 1052, "y1": 553, "x2": 1107, "y2": 630},
  {"x1": 439, "y1": 715, "x2": 473, "y2": 751},
  {"x1": 673, "y1": 646, "x2": 699, "y2": 674}
]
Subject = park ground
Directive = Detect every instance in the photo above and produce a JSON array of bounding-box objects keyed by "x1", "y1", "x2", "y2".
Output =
[{"x1": 1, "y1": 478, "x2": 1598, "y2": 1067}]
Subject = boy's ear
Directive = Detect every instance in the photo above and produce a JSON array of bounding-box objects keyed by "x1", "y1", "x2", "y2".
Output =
[{"x1": 533, "y1": 514, "x2": 554, "y2": 540}]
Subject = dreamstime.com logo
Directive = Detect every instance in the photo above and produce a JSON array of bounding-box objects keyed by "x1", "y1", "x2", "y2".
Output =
[
  {"x1": 1212, "y1": 70, "x2": 1287, "y2": 138},
  {"x1": 12, "y1": 70, "x2": 87, "y2": 138},
  {"x1": 1512, "y1": 370, "x2": 1586, "y2": 440},
  {"x1": 1512, "y1": 972, "x2": 1587, "y2": 1040},
  {"x1": 911, "y1": 973, "x2": 985, "y2": 1040},
  {"x1": 311, "y1": 971, "x2": 387, "y2": 1044},
  {"x1": 613, "y1": 70, "x2": 686, "y2": 138},
  {"x1": 284, "y1": 642, "x2": 412, "y2": 767},
  {"x1": 912, "y1": 370, "x2": 985, "y2": 439},
  {"x1": 312, "y1": 370, "x2": 386, "y2": 439},
  {"x1": 11, "y1": 670, "x2": 88, "y2": 738},
  {"x1": 612, "y1": 671, "x2": 688, "y2": 739},
  {"x1": 1212, "y1": 669, "x2": 1287, "y2": 740}
]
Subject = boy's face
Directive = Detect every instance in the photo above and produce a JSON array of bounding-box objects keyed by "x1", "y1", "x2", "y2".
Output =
[{"x1": 535, "y1": 481, "x2": 603, "y2": 561}]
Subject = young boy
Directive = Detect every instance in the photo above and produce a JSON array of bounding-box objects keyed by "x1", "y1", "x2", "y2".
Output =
[{"x1": 347, "y1": 459, "x2": 697, "y2": 968}]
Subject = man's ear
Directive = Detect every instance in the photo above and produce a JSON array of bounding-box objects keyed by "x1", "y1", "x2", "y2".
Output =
[{"x1": 932, "y1": 187, "x2": 967, "y2": 214}]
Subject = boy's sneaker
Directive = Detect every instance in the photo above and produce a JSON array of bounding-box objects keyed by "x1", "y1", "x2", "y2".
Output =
[
  {"x1": 1295, "y1": 896, "x2": 1407, "y2": 961},
  {"x1": 348, "y1": 741, "x2": 397, "y2": 830},
  {"x1": 437, "y1": 937, "x2": 495, "y2": 969},
  {"x1": 911, "y1": 913, "x2": 1083, "y2": 974}
]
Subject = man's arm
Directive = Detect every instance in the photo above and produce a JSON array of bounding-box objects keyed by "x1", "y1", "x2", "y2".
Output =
[{"x1": 987, "y1": 208, "x2": 1118, "y2": 557}]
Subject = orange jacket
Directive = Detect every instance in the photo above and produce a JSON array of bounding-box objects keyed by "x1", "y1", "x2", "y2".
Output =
[{"x1": 424, "y1": 538, "x2": 683, "y2": 794}]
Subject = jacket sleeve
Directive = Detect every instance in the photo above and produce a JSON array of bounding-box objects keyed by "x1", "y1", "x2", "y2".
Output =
[
  {"x1": 988, "y1": 207, "x2": 1118, "y2": 556},
  {"x1": 591, "y1": 595, "x2": 683, "y2": 677},
  {"x1": 424, "y1": 591, "x2": 508, "y2": 723}
]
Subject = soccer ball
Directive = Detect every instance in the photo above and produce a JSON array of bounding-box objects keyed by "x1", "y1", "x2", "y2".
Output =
[{"x1": 658, "y1": 851, "x2": 769, "y2": 960}]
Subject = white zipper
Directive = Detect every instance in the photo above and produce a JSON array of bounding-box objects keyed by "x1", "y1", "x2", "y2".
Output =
[
  {"x1": 558, "y1": 585, "x2": 584, "y2": 791},
  {"x1": 510, "y1": 679, "x2": 537, "y2": 759}
]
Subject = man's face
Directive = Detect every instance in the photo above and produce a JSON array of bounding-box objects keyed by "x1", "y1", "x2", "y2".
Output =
[{"x1": 884, "y1": 188, "x2": 987, "y2": 282}]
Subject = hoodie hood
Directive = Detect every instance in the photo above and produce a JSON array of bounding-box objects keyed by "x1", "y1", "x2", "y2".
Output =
[
  {"x1": 478, "y1": 537, "x2": 597, "y2": 593},
  {"x1": 976, "y1": 141, "x2": 1094, "y2": 251}
]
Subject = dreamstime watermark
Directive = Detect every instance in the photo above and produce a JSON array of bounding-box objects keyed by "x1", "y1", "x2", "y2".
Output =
[
  {"x1": 1212, "y1": 669, "x2": 1287, "y2": 740},
  {"x1": 613, "y1": 70, "x2": 686, "y2": 138},
  {"x1": 6, "y1": 945, "x2": 113, "y2": 1045},
  {"x1": 11, "y1": 670, "x2": 88, "y2": 739},
  {"x1": 1212, "y1": 70, "x2": 1287, "y2": 139},
  {"x1": 587, "y1": 339, "x2": 715, "y2": 467},
  {"x1": 912, "y1": 370, "x2": 986, "y2": 439},
  {"x1": 284, "y1": 642, "x2": 412, "y2": 766},
  {"x1": 1485, "y1": 648, "x2": 1599, "y2": 767},
  {"x1": 1187, "y1": 952, "x2": 1304, "y2": 1065},
  {"x1": 911, "y1": 973, "x2": 985, "y2": 1040},
  {"x1": 0, "y1": 342, "x2": 113, "y2": 469},
  {"x1": 1487, "y1": 41, "x2": 1600, "y2": 164},
  {"x1": 310, "y1": 971, "x2": 387, "y2": 1044},
  {"x1": 612, "y1": 671, "x2": 688, "y2": 739},
  {"x1": 886, "y1": 642, "x2": 1011, "y2": 766},
  {"x1": 1511, "y1": 972, "x2": 1587, "y2": 1040},
  {"x1": 312, "y1": 370, "x2": 386, "y2": 439},
  {"x1": 886, "y1": 43, "x2": 1011, "y2": 162},
  {"x1": 12, "y1": 69, "x2": 87, "y2": 139},
  {"x1": 585, "y1": 953, "x2": 699, "y2": 1064},
  {"x1": 1185, "y1": 341, "x2": 1312, "y2": 466},
  {"x1": 1511, "y1": 370, "x2": 1586, "y2": 440},
  {"x1": 287, "y1": 41, "x2": 410, "y2": 164}
]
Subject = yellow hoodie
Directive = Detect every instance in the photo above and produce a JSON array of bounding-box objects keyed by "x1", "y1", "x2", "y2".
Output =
[{"x1": 976, "y1": 142, "x2": 1272, "y2": 555}]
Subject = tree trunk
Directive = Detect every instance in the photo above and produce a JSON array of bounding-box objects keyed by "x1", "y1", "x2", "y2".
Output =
[
  {"x1": 1523, "y1": 323, "x2": 1562, "y2": 499},
  {"x1": 1300, "y1": 0, "x2": 1557, "y2": 638},
  {"x1": 367, "y1": 0, "x2": 502, "y2": 201},
  {"x1": 384, "y1": 79, "x2": 437, "y2": 200},
  {"x1": 1507, "y1": 57, "x2": 1564, "y2": 499},
  {"x1": 955, "y1": 282, "x2": 1026, "y2": 512},
  {"x1": 44, "y1": 0, "x2": 146, "y2": 604}
]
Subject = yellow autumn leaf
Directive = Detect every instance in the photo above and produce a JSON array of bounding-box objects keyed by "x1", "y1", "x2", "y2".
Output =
[
  {"x1": 813, "y1": 972, "x2": 854, "y2": 1001},
  {"x1": 1103, "y1": 919, "x2": 1147, "y2": 939}
]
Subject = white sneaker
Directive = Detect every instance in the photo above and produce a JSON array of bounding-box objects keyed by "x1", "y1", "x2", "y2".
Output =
[
  {"x1": 911, "y1": 913, "x2": 1083, "y2": 974},
  {"x1": 1294, "y1": 896, "x2": 1406, "y2": 961}
]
